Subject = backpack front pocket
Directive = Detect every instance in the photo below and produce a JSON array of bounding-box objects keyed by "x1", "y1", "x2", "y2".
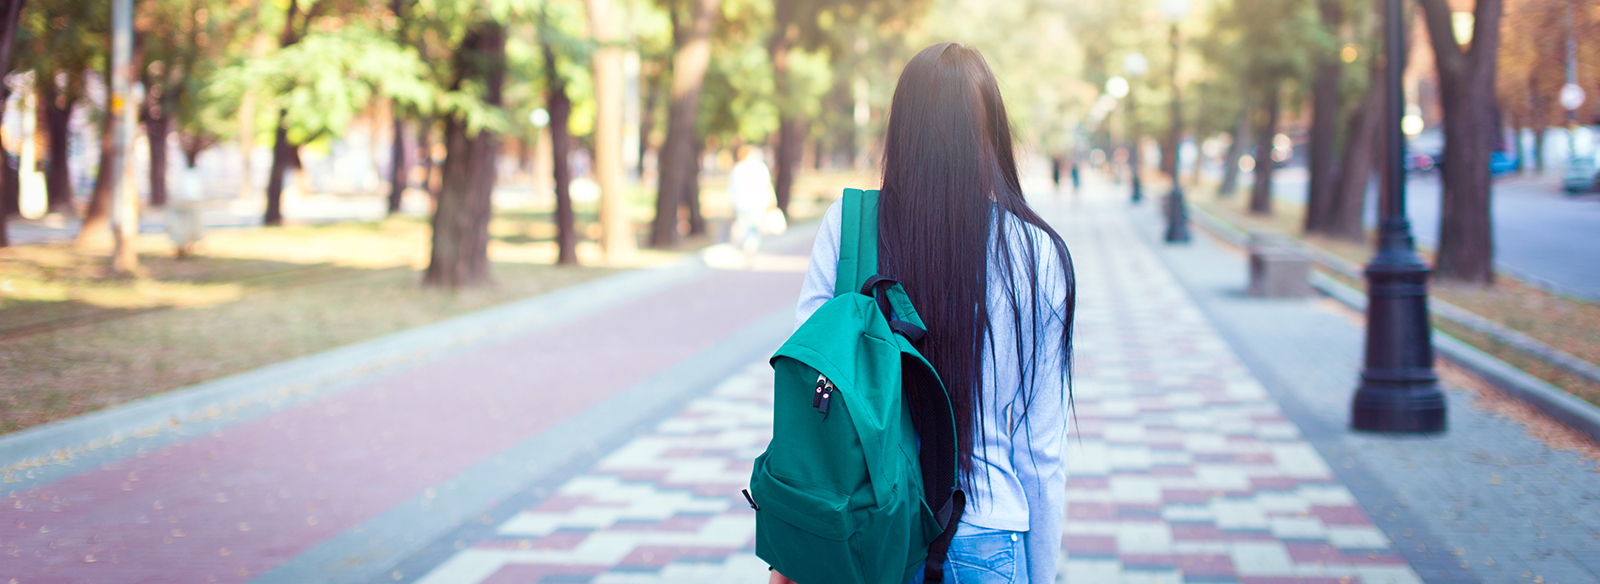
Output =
[{"x1": 750, "y1": 456, "x2": 851, "y2": 540}]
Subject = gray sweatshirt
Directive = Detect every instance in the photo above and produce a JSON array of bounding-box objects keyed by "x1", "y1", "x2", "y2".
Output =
[{"x1": 795, "y1": 198, "x2": 1069, "y2": 584}]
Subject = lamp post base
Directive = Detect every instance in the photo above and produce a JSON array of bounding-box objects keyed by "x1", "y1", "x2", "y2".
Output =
[
  {"x1": 1351, "y1": 376, "x2": 1446, "y2": 433},
  {"x1": 1165, "y1": 186, "x2": 1190, "y2": 243},
  {"x1": 1349, "y1": 219, "x2": 1446, "y2": 434}
]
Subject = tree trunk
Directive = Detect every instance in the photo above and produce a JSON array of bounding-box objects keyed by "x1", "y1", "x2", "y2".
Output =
[
  {"x1": 774, "y1": 116, "x2": 803, "y2": 214},
  {"x1": 1, "y1": 133, "x2": 13, "y2": 247},
  {"x1": 42, "y1": 79, "x2": 76, "y2": 215},
  {"x1": 543, "y1": 35, "x2": 577, "y2": 265},
  {"x1": 263, "y1": 0, "x2": 304, "y2": 226},
  {"x1": 0, "y1": 0, "x2": 20, "y2": 246},
  {"x1": 686, "y1": 135, "x2": 705, "y2": 236},
  {"x1": 649, "y1": 0, "x2": 717, "y2": 248},
  {"x1": 143, "y1": 78, "x2": 171, "y2": 208},
  {"x1": 263, "y1": 110, "x2": 291, "y2": 225},
  {"x1": 587, "y1": 0, "x2": 634, "y2": 257},
  {"x1": 386, "y1": 0, "x2": 406, "y2": 215},
  {"x1": 1303, "y1": 0, "x2": 1343, "y2": 235},
  {"x1": 1419, "y1": 0, "x2": 1502, "y2": 285},
  {"x1": 1330, "y1": 65, "x2": 1382, "y2": 242},
  {"x1": 76, "y1": 72, "x2": 118, "y2": 249},
  {"x1": 1218, "y1": 111, "x2": 1246, "y2": 197},
  {"x1": 767, "y1": 0, "x2": 799, "y2": 215},
  {"x1": 638, "y1": 73, "x2": 659, "y2": 179},
  {"x1": 1249, "y1": 87, "x2": 1279, "y2": 216},
  {"x1": 425, "y1": 22, "x2": 505, "y2": 289},
  {"x1": 388, "y1": 114, "x2": 406, "y2": 214}
]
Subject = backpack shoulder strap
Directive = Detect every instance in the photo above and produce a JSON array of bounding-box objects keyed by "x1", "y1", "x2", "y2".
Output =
[{"x1": 834, "y1": 188, "x2": 880, "y2": 298}]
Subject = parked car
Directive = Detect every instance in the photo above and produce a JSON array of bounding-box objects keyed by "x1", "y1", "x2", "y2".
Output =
[
  {"x1": 1406, "y1": 127, "x2": 1520, "y2": 176},
  {"x1": 1563, "y1": 155, "x2": 1597, "y2": 194},
  {"x1": 1406, "y1": 129, "x2": 1444, "y2": 172},
  {"x1": 1489, "y1": 150, "x2": 1520, "y2": 176}
]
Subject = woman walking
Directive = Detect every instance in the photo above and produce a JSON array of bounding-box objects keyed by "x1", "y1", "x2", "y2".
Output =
[{"x1": 776, "y1": 42, "x2": 1075, "y2": 584}]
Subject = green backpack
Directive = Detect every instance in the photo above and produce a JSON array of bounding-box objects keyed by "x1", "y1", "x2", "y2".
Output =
[{"x1": 744, "y1": 188, "x2": 965, "y2": 584}]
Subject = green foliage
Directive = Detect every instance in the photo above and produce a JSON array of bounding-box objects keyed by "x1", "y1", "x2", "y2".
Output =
[
  {"x1": 17, "y1": 0, "x2": 108, "y2": 91},
  {"x1": 208, "y1": 25, "x2": 439, "y2": 143},
  {"x1": 909, "y1": 0, "x2": 1095, "y2": 153},
  {"x1": 700, "y1": 36, "x2": 779, "y2": 142}
]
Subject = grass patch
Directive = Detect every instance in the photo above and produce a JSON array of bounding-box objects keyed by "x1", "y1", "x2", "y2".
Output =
[
  {"x1": 0, "y1": 215, "x2": 617, "y2": 436},
  {"x1": 0, "y1": 170, "x2": 867, "y2": 437},
  {"x1": 1191, "y1": 185, "x2": 1600, "y2": 408}
]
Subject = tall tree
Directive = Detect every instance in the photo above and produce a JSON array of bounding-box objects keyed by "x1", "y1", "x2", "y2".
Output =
[
  {"x1": 1327, "y1": 0, "x2": 1390, "y2": 243},
  {"x1": 262, "y1": 0, "x2": 315, "y2": 227},
  {"x1": 1418, "y1": 0, "x2": 1504, "y2": 284},
  {"x1": 1248, "y1": 86, "x2": 1280, "y2": 215},
  {"x1": 648, "y1": 0, "x2": 718, "y2": 248},
  {"x1": 586, "y1": 0, "x2": 635, "y2": 258},
  {"x1": 1217, "y1": 112, "x2": 1247, "y2": 197},
  {"x1": 0, "y1": 0, "x2": 21, "y2": 247},
  {"x1": 541, "y1": 15, "x2": 577, "y2": 265},
  {"x1": 22, "y1": 0, "x2": 105, "y2": 218},
  {"x1": 1303, "y1": 0, "x2": 1342, "y2": 234},
  {"x1": 424, "y1": 22, "x2": 506, "y2": 288},
  {"x1": 40, "y1": 78, "x2": 78, "y2": 215},
  {"x1": 212, "y1": 7, "x2": 434, "y2": 227},
  {"x1": 75, "y1": 66, "x2": 119, "y2": 249},
  {"x1": 386, "y1": 0, "x2": 408, "y2": 215}
]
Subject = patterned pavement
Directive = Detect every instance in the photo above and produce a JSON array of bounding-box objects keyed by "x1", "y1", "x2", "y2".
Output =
[
  {"x1": 1052, "y1": 197, "x2": 1421, "y2": 584},
  {"x1": 412, "y1": 364, "x2": 773, "y2": 584},
  {"x1": 400, "y1": 193, "x2": 1426, "y2": 584}
]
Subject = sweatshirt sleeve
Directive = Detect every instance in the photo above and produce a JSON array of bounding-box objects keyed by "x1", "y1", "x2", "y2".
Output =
[
  {"x1": 795, "y1": 198, "x2": 844, "y2": 330},
  {"x1": 1012, "y1": 231, "x2": 1070, "y2": 584}
]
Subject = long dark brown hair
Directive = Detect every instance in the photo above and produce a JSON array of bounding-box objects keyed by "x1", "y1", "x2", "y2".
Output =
[{"x1": 877, "y1": 42, "x2": 1075, "y2": 487}]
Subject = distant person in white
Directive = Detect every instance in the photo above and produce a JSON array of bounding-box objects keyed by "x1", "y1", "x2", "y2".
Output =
[{"x1": 727, "y1": 146, "x2": 776, "y2": 254}]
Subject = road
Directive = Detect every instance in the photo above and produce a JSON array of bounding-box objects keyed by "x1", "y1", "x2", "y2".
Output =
[{"x1": 1268, "y1": 167, "x2": 1600, "y2": 300}]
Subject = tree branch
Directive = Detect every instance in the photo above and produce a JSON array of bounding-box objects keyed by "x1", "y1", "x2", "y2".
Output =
[
  {"x1": 1416, "y1": 0, "x2": 1464, "y2": 80},
  {"x1": 1466, "y1": 0, "x2": 1504, "y2": 71}
]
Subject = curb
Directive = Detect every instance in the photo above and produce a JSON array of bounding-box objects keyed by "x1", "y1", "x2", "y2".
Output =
[
  {"x1": 1185, "y1": 207, "x2": 1600, "y2": 444},
  {"x1": 1187, "y1": 204, "x2": 1600, "y2": 389}
]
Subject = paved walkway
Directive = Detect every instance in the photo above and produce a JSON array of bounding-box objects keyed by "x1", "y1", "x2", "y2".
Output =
[
  {"x1": 387, "y1": 187, "x2": 1438, "y2": 584},
  {"x1": 3, "y1": 180, "x2": 1597, "y2": 584}
]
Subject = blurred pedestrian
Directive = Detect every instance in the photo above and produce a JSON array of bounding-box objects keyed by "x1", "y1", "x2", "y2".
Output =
[
  {"x1": 1069, "y1": 154, "x2": 1081, "y2": 193},
  {"x1": 1050, "y1": 155, "x2": 1062, "y2": 193},
  {"x1": 728, "y1": 145, "x2": 776, "y2": 255},
  {"x1": 777, "y1": 41, "x2": 1075, "y2": 584}
]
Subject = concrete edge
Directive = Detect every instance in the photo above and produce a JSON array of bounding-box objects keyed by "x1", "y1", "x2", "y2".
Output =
[
  {"x1": 1189, "y1": 205, "x2": 1600, "y2": 444},
  {"x1": 0, "y1": 257, "x2": 715, "y2": 474},
  {"x1": 1307, "y1": 270, "x2": 1600, "y2": 445},
  {"x1": 1186, "y1": 203, "x2": 1600, "y2": 389}
]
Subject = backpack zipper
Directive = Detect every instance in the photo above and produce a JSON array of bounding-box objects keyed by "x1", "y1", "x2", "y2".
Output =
[{"x1": 814, "y1": 374, "x2": 836, "y2": 418}]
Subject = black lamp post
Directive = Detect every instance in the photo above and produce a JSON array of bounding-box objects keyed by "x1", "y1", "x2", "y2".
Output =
[
  {"x1": 1162, "y1": 0, "x2": 1191, "y2": 243},
  {"x1": 1350, "y1": 0, "x2": 1446, "y2": 433}
]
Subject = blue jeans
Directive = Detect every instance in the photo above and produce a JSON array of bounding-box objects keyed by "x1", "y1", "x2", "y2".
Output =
[{"x1": 910, "y1": 522, "x2": 1029, "y2": 584}]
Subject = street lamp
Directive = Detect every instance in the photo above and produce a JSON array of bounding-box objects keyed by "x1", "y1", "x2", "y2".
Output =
[
  {"x1": 1562, "y1": 0, "x2": 1583, "y2": 164},
  {"x1": 1350, "y1": 0, "x2": 1446, "y2": 434},
  {"x1": 1162, "y1": 0, "x2": 1191, "y2": 243},
  {"x1": 1124, "y1": 53, "x2": 1148, "y2": 204}
]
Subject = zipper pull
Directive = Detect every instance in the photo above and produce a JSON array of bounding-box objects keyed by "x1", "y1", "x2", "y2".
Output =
[
  {"x1": 813, "y1": 374, "x2": 825, "y2": 409},
  {"x1": 818, "y1": 379, "x2": 834, "y2": 418},
  {"x1": 742, "y1": 489, "x2": 760, "y2": 511}
]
